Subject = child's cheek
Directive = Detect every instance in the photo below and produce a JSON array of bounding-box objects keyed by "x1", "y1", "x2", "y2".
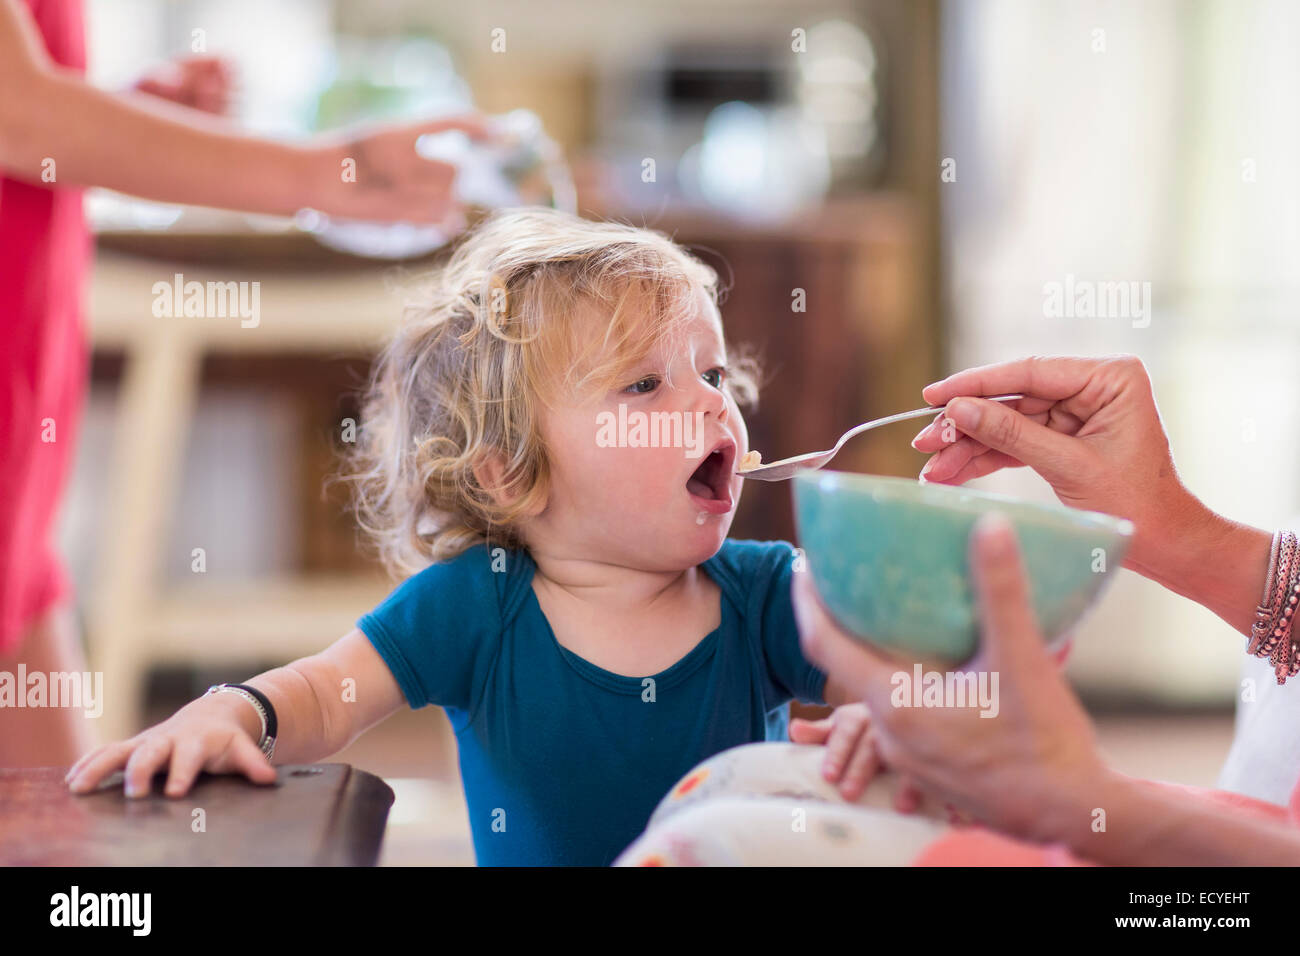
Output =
[
  {"x1": 598, "y1": 448, "x2": 665, "y2": 510},
  {"x1": 645, "y1": 449, "x2": 682, "y2": 503}
]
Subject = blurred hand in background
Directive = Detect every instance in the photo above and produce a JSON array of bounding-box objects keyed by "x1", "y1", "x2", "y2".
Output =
[{"x1": 132, "y1": 54, "x2": 233, "y2": 115}]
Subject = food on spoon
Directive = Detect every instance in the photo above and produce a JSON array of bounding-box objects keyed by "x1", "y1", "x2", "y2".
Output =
[{"x1": 738, "y1": 450, "x2": 763, "y2": 472}]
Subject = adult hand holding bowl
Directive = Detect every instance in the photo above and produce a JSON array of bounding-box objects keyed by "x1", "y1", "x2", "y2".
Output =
[
  {"x1": 789, "y1": 358, "x2": 1300, "y2": 864},
  {"x1": 792, "y1": 470, "x2": 1133, "y2": 664},
  {"x1": 794, "y1": 496, "x2": 1300, "y2": 866},
  {"x1": 792, "y1": 515, "x2": 1114, "y2": 845}
]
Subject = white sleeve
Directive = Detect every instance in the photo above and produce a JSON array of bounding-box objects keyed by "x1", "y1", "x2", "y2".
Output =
[{"x1": 1216, "y1": 654, "x2": 1300, "y2": 805}]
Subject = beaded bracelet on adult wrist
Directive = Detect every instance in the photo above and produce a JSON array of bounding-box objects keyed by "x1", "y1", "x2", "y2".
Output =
[
  {"x1": 1251, "y1": 531, "x2": 1285, "y2": 654},
  {"x1": 1251, "y1": 530, "x2": 1300, "y2": 684},
  {"x1": 1252, "y1": 532, "x2": 1291, "y2": 648},
  {"x1": 1274, "y1": 554, "x2": 1300, "y2": 681}
]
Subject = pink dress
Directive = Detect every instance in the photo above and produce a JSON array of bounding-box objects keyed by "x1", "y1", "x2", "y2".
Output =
[{"x1": 0, "y1": 0, "x2": 91, "y2": 653}]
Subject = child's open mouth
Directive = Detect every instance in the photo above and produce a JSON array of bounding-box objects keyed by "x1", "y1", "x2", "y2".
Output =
[{"x1": 686, "y1": 440, "x2": 736, "y2": 514}]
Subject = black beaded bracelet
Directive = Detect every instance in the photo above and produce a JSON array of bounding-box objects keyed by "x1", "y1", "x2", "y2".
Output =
[
  {"x1": 228, "y1": 683, "x2": 277, "y2": 742},
  {"x1": 205, "y1": 682, "x2": 277, "y2": 759}
]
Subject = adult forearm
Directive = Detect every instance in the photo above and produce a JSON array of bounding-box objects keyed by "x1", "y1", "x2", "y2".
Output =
[
  {"x1": 1126, "y1": 487, "x2": 1270, "y2": 639},
  {"x1": 1041, "y1": 771, "x2": 1300, "y2": 866},
  {"x1": 2, "y1": 66, "x2": 328, "y2": 216}
]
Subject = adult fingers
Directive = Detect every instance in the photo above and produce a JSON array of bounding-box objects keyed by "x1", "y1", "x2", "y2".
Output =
[
  {"x1": 918, "y1": 434, "x2": 992, "y2": 480},
  {"x1": 409, "y1": 153, "x2": 458, "y2": 186},
  {"x1": 921, "y1": 450, "x2": 1025, "y2": 487},
  {"x1": 939, "y1": 397, "x2": 1086, "y2": 489},
  {"x1": 910, "y1": 404, "x2": 1056, "y2": 453},
  {"x1": 411, "y1": 111, "x2": 491, "y2": 141},
  {"x1": 893, "y1": 773, "x2": 923, "y2": 814},
  {"x1": 921, "y1": 355, "x2": 1102, "y2": 407}
]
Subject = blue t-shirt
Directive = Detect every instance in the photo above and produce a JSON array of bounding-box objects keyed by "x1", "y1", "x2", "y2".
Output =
[{"x1": 357, "y1": 538, "x2": 828, "y2": 866}]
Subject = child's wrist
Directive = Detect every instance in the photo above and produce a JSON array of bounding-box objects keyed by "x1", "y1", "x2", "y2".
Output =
[{"x1": 205, "y1": 692, "x2": 264, "y2": 745}]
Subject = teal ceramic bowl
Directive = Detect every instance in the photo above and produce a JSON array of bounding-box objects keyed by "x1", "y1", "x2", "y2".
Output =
[{"x1": 792, "y1": 471, "x2": 1134, "y2": 663}]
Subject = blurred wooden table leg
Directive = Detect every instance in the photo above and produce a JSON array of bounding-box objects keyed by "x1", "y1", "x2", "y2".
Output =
[{"x1": 89, "y1": 327, "x2": 200, "y2": 743}]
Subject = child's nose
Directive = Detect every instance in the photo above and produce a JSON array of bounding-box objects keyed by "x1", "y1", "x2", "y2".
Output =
[{"x1": 687, "y1": 378, "x2": 728, "y2": 422}]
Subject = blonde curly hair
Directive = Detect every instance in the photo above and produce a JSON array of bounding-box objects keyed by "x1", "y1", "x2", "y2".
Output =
[{"x1": 342, "y1": 207, "x2": 762, "y2": 577}]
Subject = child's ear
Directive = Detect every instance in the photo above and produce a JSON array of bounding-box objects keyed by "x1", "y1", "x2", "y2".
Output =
[
  {"x1": 470, "y1": 451, "x2": 511, "y2": 507},
  {"x1": 471, "y1": 450, "x2": 546, "y2": 516}
]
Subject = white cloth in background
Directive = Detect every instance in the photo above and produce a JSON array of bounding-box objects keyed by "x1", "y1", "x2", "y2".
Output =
[{"x1": 1217, "y1": 654, "x2": 1300, "y2": 806}]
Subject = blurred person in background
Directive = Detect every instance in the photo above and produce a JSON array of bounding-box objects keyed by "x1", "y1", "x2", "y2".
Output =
[{"x1": 0, "y1": 0, "x2": 481, "y2": 767}]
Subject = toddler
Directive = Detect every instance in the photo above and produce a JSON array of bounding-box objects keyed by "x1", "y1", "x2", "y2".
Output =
[{"x1": 65, "y1": 207, "x2": 881, "y2": 865}]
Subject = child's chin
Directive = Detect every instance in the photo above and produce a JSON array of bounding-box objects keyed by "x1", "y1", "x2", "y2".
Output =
[
  {"x1": 683, "y1": 513, "x2": 732, "y2": 554},
  {"x1": 631, "y1": 528, "x2": 728, "y2": 577}
]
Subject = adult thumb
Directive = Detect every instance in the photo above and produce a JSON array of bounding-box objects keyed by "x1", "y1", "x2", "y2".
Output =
[
  {"x1": 944, "y1": 397, "x2": 1081, "y2": 487},
  {"x1": 968, "y1": 514, "x2": 1044, "y2": 668}
]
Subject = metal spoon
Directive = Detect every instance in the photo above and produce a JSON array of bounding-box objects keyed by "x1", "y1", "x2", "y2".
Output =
[{"x1": 736, "y1": 394, "x2": 1024, "y2": 481}]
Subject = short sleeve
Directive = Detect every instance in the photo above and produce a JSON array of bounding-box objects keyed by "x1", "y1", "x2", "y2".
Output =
[
  {"x1": 756, "y1": 542, "x2": 828, "y2": 708},
  {"x1": 356, "y1": 545, "x2": 502, "y2": 714}
]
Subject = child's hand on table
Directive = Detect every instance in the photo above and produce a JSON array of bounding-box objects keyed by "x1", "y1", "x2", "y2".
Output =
[{"x1": 63, "y1": 693, "x2": 276, "y2": 799}]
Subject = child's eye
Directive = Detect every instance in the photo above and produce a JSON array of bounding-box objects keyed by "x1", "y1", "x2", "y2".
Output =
[
  {"x1": 703, "y1": 366, "x2": 728, "y2": 389},
  {"x1": 625, "y1": 375, "x2": 659, "y2": 395}
]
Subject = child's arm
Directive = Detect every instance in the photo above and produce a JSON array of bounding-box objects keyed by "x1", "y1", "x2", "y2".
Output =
[
  {"x1": 242, "y1": 629, "x2": 408, "y2": 764},
  {"x1": 822, "y1": 676, "x2": 855, "y2": 707},
  {"x1": 0, "y1": 0, "x2": 481, "y2": 222},
  {"x1": 64, "y1": 628, "x2": 407, "y2": 799}
]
